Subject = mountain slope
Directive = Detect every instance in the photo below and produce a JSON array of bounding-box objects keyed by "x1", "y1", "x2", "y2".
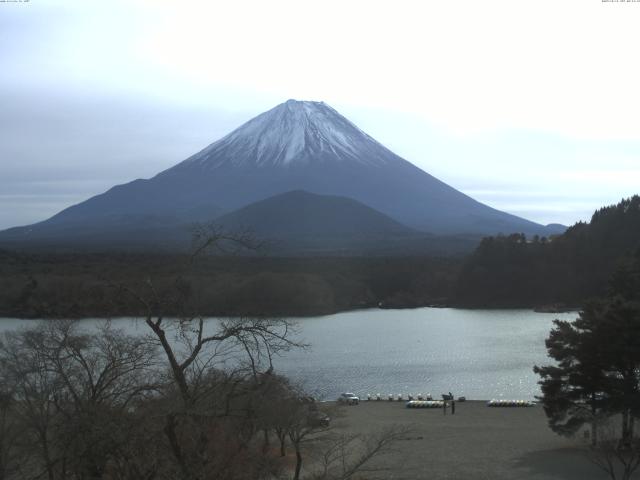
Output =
[
  {"x1": 0, "y1": 99, "x2": 557, "y2": 251},
  {"x1": 216, "y1": 190, "x2": 418, "y2": 237},
  {"x1": 213, "y1": 190, "x2": 440, "y2": 254},
  {"x1": 0, "y1": 190, "x2": 479, "y2": 255}
]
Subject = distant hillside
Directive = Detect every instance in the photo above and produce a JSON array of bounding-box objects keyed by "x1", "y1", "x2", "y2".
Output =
[
  {"x1": 454, "y1": 196, "x2": 640, "y2": 308},
  {"x1": 0, "y1": 190, "x2": 481, "y2": 256},
  {"x1": 216, "y1": 190, "x2": 417, "y2": 237},
  {"x1": 0, "y1": 215, "x2": 193, "y2": 252},
  {"x1": 214, "y1": 190, "x2": 441, "y2": 254},
  {"x1": 544, "y1": 223, "x2": 568, "y2": 235}
]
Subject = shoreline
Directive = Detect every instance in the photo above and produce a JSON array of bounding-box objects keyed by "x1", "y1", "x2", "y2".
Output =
[
  {"x1": 325, "y1": 400, "x2": 601, "y2": 479},
  {"x1": 0, "y1": 303, "x2": 581, "y2": 321}
]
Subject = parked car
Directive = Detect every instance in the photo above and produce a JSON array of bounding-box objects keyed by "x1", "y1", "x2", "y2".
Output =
[
  {"x1": 338, "y1": 392, "x2": 360, "y2": 405},
  {"x1": 308, "y1": 409, "x2": 331, "y2": 427}
]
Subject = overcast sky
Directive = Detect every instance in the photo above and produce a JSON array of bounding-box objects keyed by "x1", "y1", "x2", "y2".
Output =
[{"x1": 2, "y1": 0, "x2": 640, "y2": 230}]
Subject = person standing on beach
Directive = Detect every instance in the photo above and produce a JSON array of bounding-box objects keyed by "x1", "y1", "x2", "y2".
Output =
[{"x1": 449, "y1": 392, "x2": 455, "y2": 415}]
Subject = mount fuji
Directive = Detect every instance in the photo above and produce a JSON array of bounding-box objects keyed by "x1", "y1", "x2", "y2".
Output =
[{"x1": 0, "y1": 99, "x2": 561, "y2": 252}]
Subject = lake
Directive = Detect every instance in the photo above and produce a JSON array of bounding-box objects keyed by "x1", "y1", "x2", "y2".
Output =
[{"x1": 0, "y1": 308, "x2": 577, "y2": 401}]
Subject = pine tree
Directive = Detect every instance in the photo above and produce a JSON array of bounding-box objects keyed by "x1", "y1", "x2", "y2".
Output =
[{"x1": 535, "y1": 254, "x2": 640, "y2": 445}]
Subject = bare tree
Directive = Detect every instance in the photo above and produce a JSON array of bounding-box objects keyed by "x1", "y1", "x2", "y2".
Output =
[
  {"x1": 288, "y1": 405, "x2": 332, "y2": 480},
  {"x1": 0, "y1": 387, "x2": 22, "y2": 480},
  {"x1": 586, "y1": 418, "x2": 640, "y2": 480},
  {"x1": 0, "y1": 320, "x2": 159, "y2": 480},
  {"x1": 0, "y1": 325, "x2": 67, "y2": 480},
  {"x1": 310, "y1": 426, "x2": 410, "y2": 480},
  {"x1": 189, "y1": 222, "x2": 264, "y2": 260},
  {"x1": 110, "y1": 225, "x2": 304, "y2": 480}
]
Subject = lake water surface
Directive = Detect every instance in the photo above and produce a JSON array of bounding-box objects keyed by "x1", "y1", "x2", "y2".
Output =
[{"x1": 0, "y1": 308, "x2": 577, "y2": 401}]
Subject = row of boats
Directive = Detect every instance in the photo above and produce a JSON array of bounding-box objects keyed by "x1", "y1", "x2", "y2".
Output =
[
  {"x1": 406, "y1": 400, "x2": 446, "y2": 408},
  {"x1": 486, "y1": 399, "x2": 535, "y2": 407},
  {"x1": 362, "y1": 394, "x2": 535, "y2": 407},
  {"x1": 405, "y1": 399, "x2": 536, "y2": 408},
  {"x1": 366, "y1": 393, "x2": 465, "y2": 401}
]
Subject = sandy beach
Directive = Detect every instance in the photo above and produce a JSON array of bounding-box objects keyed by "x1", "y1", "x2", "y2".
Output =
[{"x1": 324, "y1": 400, "x2": 617, "y2": 480}]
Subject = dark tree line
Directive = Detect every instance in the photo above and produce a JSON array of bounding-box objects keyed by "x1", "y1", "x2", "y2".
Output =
[
  {"x1": 456, "y1": 196, "x2": 640, "y2": 308},
  {"x1": 0, "y1": 252, "x2": 459, "y2": 319},
  {"x1": 535, "y1": 250, "x2": 640, "y2": 480}
]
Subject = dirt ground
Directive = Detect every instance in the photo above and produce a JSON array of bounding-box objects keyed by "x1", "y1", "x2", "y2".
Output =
[{"x1": 322, "y1": 400, "x2": 623, "y2": 480}]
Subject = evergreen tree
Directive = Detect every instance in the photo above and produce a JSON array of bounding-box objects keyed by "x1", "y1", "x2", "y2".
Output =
[
  {"x1": 535, "y1": 254, "x2": 640, "y2": 445},
  {"x1": 533, "y1": 305, "x2": 609, "y2": 444},
  {"x1": 457, "y1": 196, "x2": 640, "y2": 308}
]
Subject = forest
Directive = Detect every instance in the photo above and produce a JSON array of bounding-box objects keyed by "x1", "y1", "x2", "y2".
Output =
[
  {"x1": 455, "y1": 196, "x2": 640, "y2": 308},
  {"x1": 0, "y1": 251, "x2": 459, "y2": 319},
  {"x1": 1, "y1": 196, "x2": 640, "y2": 318}
]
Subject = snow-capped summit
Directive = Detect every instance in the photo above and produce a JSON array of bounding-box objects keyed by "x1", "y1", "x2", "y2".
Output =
[{"x1": 177, "y1": 99, "x2": 395, "y2": 169}]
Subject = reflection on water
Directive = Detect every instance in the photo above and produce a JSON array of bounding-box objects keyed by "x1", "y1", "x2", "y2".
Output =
[
  {"x1": 0, "y1": 308, "x2": 577, "y2": 400},
  {"x1": 273, "y1": 308, "x2": 577, "y2": 400}
]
